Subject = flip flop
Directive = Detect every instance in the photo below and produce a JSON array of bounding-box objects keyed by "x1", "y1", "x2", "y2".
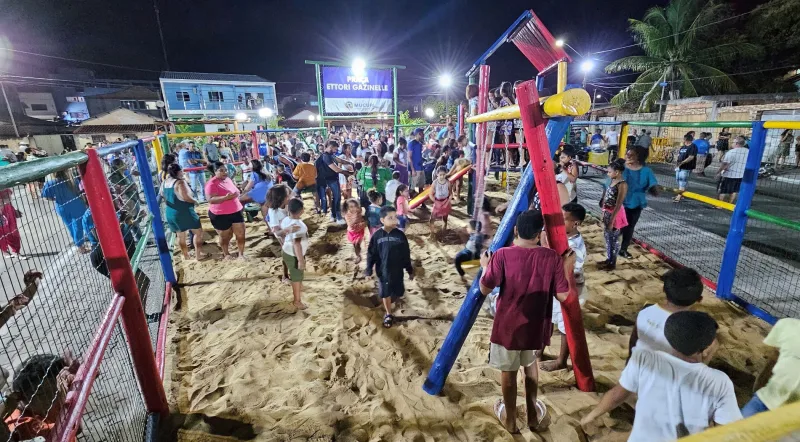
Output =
[
  {"x1": 529, "y1": 399, "x2": 551, "y2": 432},
  {"x1": 383, "y1": 314, "x2": 393, "y2": 328},
  {"x1": 493, "y1": 399, "x2": 521, "y2": 435}
]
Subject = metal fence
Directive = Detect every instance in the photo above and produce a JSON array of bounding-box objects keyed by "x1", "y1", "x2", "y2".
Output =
[
  {"x1": 573, "y1": 120, "x2": 799, "y2": 322},
  {"x1": 0, "y1": 138, "x2": 173, "y2": 441}
]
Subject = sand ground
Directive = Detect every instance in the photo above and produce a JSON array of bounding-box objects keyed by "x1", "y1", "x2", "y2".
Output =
[{"x1": 163, "y1": 179, "x2": 773, "y2": 442}]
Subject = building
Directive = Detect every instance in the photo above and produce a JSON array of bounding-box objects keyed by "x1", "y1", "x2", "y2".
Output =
[
  {"x1": 159, "y1": 72, "x2": 276, "y2": 127},
  {"x1": 0, "y1": 104, "x2": 77, "y2": 154},
  {"x1": 85, "y1": 86, "x2": 163, "y2": 119},
  {"x1": 72, "y1": 108, "x2": 161, "y2": 147}
]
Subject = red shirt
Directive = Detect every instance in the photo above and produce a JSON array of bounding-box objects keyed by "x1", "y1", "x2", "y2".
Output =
[{"x1": 481, "y1": 246, "x2": 569, "y2": 350}]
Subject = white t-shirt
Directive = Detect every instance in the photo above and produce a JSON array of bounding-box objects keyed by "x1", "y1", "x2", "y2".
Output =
[
  {"x1": 621, "y1": 349, "x2": 742, "y2": 442},
  {"x1": 721, "y1": 147, "x2": 748, "y2": 179},
  {"x1": 385, "y1": 179, "x2": 401, "y2": 204},
  {"x1": 605, "y1": 130, "x2": 619, "y2": 146},
  {"x1": 240, "y1": 163, "x2": 252, "y2": 175},
  {"x1": 552, "y1": 232, "x2": 587, "y2": 333},
  {"x1": 634, "y1": 305, "x2": 674, "y2": 354},
  {"x1": 281, "y1": 217, "x2": 309, "y2": 257},
  {"x1": 383, "y1": 152, "x2": 395, "y2": 167},
  {"x1": 267, "y1": 208, "x2": 288, "y2": 231}
]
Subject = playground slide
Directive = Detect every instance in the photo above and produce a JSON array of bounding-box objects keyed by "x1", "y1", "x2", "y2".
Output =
[{"x1": 408, "y1": 165, "x2": 473, "y2": 210}]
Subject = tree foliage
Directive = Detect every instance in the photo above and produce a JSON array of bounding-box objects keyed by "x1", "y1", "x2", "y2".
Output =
[{"x1": 606, "y1": 0, "x2": 761, "y2": 111}]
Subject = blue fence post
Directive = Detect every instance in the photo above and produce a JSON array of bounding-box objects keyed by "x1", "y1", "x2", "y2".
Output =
[
  {"x1": 134, "y1": 139, "x2": 177, "y2": 285},
  {"x1": 716, "y1": 122, "x2": 766, "y2": 301}
]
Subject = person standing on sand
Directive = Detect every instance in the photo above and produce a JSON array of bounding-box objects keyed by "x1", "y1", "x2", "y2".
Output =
[
  {"x1": 281, "y1": 198, "x2": 309, "y2": 310},
  {"x1": 205, "y1": 162, "x2": 246, "y2": 260},
  {"x1": 479, "y1": 210, "x2": 573, "y2": 435}
]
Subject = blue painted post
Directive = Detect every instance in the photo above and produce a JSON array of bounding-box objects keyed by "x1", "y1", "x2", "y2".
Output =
[
  {"x1": 423, "y1": 116, "x2": 573, "y2": 396},
  {"x1": 536, "y1": 75, "x2": 544, "y2": 92},
  {"x1": 134, "y1": 140, "x2": 177, "y2": 284},
  {"x1": 716, "y1": 122, "x2": 766, "y2": 301}
]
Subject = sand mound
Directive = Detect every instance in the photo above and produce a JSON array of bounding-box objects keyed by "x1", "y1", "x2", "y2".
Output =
[{"x1": 163, "y1": 181, "x2": 772, "y2": 441}]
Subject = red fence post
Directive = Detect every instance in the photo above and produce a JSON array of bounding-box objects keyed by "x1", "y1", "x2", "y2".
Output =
[
  {"x1": 251, "y1": 130, "x2": 259, "y2": 159},
  {"x1": 79, "y1": 148, "x2": 169, "y2": 414}
]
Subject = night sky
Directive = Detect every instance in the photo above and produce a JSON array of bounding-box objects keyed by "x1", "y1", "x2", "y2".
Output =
[{"x1": 1, "y1": 0, "x2": 767, "y2": 100}]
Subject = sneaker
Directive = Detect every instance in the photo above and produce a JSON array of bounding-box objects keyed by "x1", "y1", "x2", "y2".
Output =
[
  {"x1": 619, "y1": 250, "x2": 633, "y2": 259},
  {"x1": 336, "y1": 219, "x2": 346, "y2": 226}
]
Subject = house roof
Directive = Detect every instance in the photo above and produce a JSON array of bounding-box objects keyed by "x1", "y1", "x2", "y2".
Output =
[
  {"x1": 0, "y1": 111, "x2": 72, "y2": 138},
  {"x1": 86, "y1": 86, "x2": 160, "y2": 100},
  {"x1": 160, "y1": 71, "x2": 271, "y2": 83},
  {"x1": 73, "y1": 124, "x2": 157, "y2": 134}
]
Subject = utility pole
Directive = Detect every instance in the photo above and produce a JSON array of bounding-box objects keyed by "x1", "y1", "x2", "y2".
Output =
[
  {"x1": 153, "y1": 0, "x2": 170, "y2": 70},
  {"x1": 1, "y1": 82, "x2": 19, "y2": 138}
]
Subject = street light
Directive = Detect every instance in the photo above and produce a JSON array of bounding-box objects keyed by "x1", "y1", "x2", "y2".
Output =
[
  {"x1": 555, "y1": 39, "x2": 565, "y2": 48},
  {"x1": 596, "y1": 94, "x2": 602, "y2": 99},
  {"x1": 353, "y1": 57, "x2": 366, "y2": 75},
  {"x1": 580, "y1": 60, "x2": 594, "y2": 73},
  {"x1": 439, "y1": 73, "x2": 453, "y2": 119},
  {"x1": 308, "y1": 114, "x2": 316, "y2": 122},
  {"x1": 235, "y1": 112, "x2": 248, "y2": 122},
  {"x1": 424, "y1": 107, "x2": 435, "y2": 119},
  {"x1": 258, "y1": 107, "x2": 274, "y2": 118}
]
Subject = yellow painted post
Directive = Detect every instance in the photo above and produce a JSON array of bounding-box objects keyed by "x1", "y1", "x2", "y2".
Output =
[
  {"x1": 501, "y1": 172, "x2": 507, "y2": 188},
  {"x1": 618, "y1": 122, "x2": 629, "y2": 160},
  {"x1": 556, "y1": 61, "x2": 568, "y2": 94},
  {"x1": 152, "y1": 134, "x2": 164, "y2": 175}
]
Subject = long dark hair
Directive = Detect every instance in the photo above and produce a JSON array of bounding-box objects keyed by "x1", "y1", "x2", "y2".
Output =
[
  {"x1": 267, "y1": 184, "x2": 290, "y2": 210},
  {"x1": 167, "y1": 163, "x2": 182, "y2": 179},
  {"x1": 378, "y1": 141, "x2": 388, "y2": 158},
  {"x1": 369, "y1": 154, "x2": 380, "y2": 184},
  {"x1": 161, "y1": 153, "x2": 176, "y2": 179},
  {"x1": 251, "y1": 159, "x2": 268, "y2": 181}
]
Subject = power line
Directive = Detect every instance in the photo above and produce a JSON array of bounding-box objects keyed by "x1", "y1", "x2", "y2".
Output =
[
  {"x1": 0, "y1": 47, "x2": 161, "y2": 73},
  {"x1": 588, "y1": 64, "x2": 799, "y2": 91}
]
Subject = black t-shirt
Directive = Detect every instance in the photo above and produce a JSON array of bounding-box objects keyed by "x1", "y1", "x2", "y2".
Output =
[
  {"x1": 677, "y1": 143, "x2": 698, "y2": 170},
  {"x1": 315, "y1": 152, "x2": 338, "y2": 182}
]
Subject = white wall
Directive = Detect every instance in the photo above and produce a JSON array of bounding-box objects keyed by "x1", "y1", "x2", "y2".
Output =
[{"x1": 17, "y1": 92, "x2": 58, "y2": 120}]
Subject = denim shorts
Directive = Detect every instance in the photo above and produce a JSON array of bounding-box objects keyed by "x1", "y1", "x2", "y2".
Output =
[{"x1": 675, "y1": 169, "x2": 691, "y2": 189}]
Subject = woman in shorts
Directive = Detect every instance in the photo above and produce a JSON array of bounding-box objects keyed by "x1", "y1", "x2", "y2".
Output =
[{"x1": 205, "y1": 162, "x2": 247, "y2": 260}]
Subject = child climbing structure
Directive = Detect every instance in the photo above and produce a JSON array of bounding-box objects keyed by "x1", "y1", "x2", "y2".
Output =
[{"x1": 423, "y1": 9, "x2": 595, "y2": 395}]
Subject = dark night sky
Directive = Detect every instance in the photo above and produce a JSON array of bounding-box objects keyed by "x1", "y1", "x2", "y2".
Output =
[{"x1": 0, "y1": 0, "x2": 767, "y2": 100}]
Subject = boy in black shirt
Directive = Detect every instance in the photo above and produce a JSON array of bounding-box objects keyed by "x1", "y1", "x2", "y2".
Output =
[
  {"x1": 276, "y1": 164, "x2": 297, "y2": 188},
  {"x1": 674, "y1": 134, "x2": 698, "y2": 203},
  {"x1": 365, "y1": 206, "x2": 414, "y2": 328}
]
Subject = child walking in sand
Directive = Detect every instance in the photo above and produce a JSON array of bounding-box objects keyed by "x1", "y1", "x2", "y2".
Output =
[
  {"x1": 600, "y1": 159, "x2": 628, "y2": 270},
  {"x1": 343, "y1": 198, "x2": 367, "y2": 264},
  {"x1": 454, "y1": 220, "x2": 484, "y2": 281},
  {"x1": 267, "y1": 185, "x2": 298, "y2": 283},
  {"x1": 365, "y1": 206, "x2": 414, "y2": 328},
  {"x1": 395, "y1": 185, "x2": 410, "y2": 231},
  {"x1": 281, "y1": 198, "x2": 309, "y2": 310},
  {"x1": 365, "y1": 189, "x2": 383, "y2": 236},
  {"x1": 429, "y1": 166, "x2": 452, "y2": 235},
  {"x1": 0, "y1": 189, "x2": 27, "y2": 260}
]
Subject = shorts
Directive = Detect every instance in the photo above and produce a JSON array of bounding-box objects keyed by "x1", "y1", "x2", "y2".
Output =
[
  {"x1": 552, "y1": 279, "x2": 587, "y2": 334},
  {"x1": 378, "y1": 277, "x2": 404, "y2": 299},
  {"x1": 398, "y1": 214, "x2": 408, "y2": 229},
  {"x1": 282, "y1": 251, "x2": 304, "y2": 282},
  {"x1": 411, "y1": 171, "x2": 426, "y2": 188},
  {"x1": 675, "y1": 169, "x2": 691, "y2": 189},
  {"x1": 718, "y1": 177, "x2": 742, "y2": 195},
  {"x1": 489, "y1": 343, "x2": 539, "y2": 372},
  {"x1": 208, "y1": 211, "x2": 245, "y2": 231}
]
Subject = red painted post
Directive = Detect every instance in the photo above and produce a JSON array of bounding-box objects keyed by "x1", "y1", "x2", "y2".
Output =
[
  {"x1": 516, "y1": 80, "x2": 595, "y2": 392},
  {"x1": 472, "y1": 65, "x2": 490, "y2": 221},
  {"x1": 251, "y1": 130, "x2": 259, "y2": 159},
  {"x1": 79, "y1": 149, "x2": 169, "y2": 414}
]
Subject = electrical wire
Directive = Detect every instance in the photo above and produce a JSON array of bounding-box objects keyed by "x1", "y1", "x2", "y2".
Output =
[
  {"x1": 587, "y1": 64, "x2": 800, "y2": 91},
  {"x1": 0, "y1": 47, "x2": 162, "y2": 73}
]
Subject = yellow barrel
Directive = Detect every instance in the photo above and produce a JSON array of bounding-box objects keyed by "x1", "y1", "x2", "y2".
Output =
[{"x1": 466, "y1": 89, "x2": 591, "y2": 123}]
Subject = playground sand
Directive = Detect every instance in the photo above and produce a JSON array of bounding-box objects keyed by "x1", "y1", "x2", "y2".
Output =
[{"x1": 164, "y1": 181, "x2": 773, "y2": 441}]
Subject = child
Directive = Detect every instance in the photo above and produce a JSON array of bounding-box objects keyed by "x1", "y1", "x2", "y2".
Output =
[
  {"x1": 275, "y1": 164, "x2": 296, "y2": 189},
  {"x1": 628, "y1": 267, "x2": 703, "y2": 357},
  {"x1": 454, "y1": 220, "x2": 484, "y2": 281},
  {"x1": 0, "y1": 189, "x2": 27, "y2": 260},
  {"x1": 221, "y1": 155, "x2": 237, "y2": 179},
  {"x1": 365, "y1": 206, "x2": 414, "y2": 328},
  {"x1": 600, "y1": 159, "x2": 628, "y2": 270},
  {"x1": 280, "y1": 198, "x2": 309, "y2": 310},
  {"x1": 480, "y1": 198, "x2": 493, "y2": 237},
  {"x1": 541, "y1": 203, "x2": 588, "y2": 372},
  {"x1": 292, "y1": 152, "x2": 319, "y2": 210},
  {"x1": 581, "y1": 311, "x2": 741, "y2": 438},
  {"x1": 267, "y1": 185, "x2": 297, "y2": 283},
  {"x1": 743, "y1": 318, "x2": 800, "y2": 417},
  {"x1": 365, "y1": 189, "x2": 383, "y2": 236},
  {"x1": 343, "y1": 198, "x2": 367, "y2": 264},
  {"x1": 429, "y1": 166, "x2": 452, "y2": 235},
  {"x1": 447, "y1": 152, "x2": 471, "y2": 202},
  {"x1": 384, "y1": 171, "x2": 402, "y2": 206},
  {"x1": 395, "y1": 184, "x2": 410, "y2": 231}
]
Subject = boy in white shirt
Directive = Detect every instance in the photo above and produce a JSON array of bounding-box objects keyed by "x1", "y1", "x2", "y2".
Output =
[
  {"x1": 582, "y1": 311, "x2": 742, "y2": 440},
  {"x1": 385, "y1": 171, "x2": 402, "y2": 206},
  {"x1": 280, "y1": 198, "x2": 309, "y2": 310},
  {"x1": 628, "y1": 267, "x2": 703, "y2": 357},
  {"x1": 541, "y1": 203, "x2": 588, "y2": 372}
]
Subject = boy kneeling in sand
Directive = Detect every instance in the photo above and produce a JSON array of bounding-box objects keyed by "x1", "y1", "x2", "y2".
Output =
[
  {"x1": 365, "y1": 206, "x2": 414, "y2": 328},
  {"x1": 479, "y1": 210, "x2": 573, "y2": 434},
  {"x1": 281, "y1": 198, "x2": 309, "y2": 310},
  {"x1": 581, "y1": 311, "x2": 741, "y2": 439}
]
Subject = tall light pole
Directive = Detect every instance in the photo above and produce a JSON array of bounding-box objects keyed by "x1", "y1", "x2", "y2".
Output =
[
  {"x1": 153, "y1": 0, "x2": 169, "y2": 70},
  {"x1": 439, "y1": 74, "x2": 453, "y2": 121},
  {"x1": 581, "y1": 60, "x2": 594, "y2": 89}
]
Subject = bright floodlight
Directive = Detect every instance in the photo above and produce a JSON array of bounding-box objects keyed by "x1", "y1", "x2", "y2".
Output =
[
  {"x1": 424, "y1": 108, "x2": 435, "y2": 118},
  {"x1": 258, "y1": 107, "x2": 274, "y2": 118},
  {"x1": 439, "y1": 74, "x2": 453, "y2": 88},
  {"x1": 353, "y1": 57, "x2": 366, "y2": 74},
  {"x1": 308, "y1": 114, "x2": 316, "y2": 121},
  {"x1": 581, "y1": 60, "x2": 594, "y2": 73},
  {"x1": 235, "y1": 112, "x2": 248, "y2": 122},
  {"x1": 596, "y1": 94, "x2": 602, "y2": 99},
  {"x1": 555, "y1": 39, "x2": 565, "y2": 48}
]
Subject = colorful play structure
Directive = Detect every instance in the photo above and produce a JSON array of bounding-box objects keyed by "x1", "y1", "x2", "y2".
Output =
[{"x1": 423, "y1": 9, "x2": 596, "y2": 395}]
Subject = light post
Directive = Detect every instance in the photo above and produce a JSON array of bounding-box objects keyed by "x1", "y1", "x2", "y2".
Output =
[
  {"x1": 581, "y1": 60, "x2": 594, "y2": 89},
  {"x1": 439, "y1": 74, "x2": 453, "y2": 121}
]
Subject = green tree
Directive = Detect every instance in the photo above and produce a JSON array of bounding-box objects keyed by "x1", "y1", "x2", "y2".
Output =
[
  {"x1": 605, "y1": 0, "x2": 760, "y2": 111},
  {"x1": 398, "y1": 110, "x2": 426, "y2": 126}
]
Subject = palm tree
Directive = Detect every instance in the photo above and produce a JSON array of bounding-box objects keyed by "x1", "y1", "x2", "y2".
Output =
[{"x1": 605, "y1": 0, "x2": 760, "y2": 111}]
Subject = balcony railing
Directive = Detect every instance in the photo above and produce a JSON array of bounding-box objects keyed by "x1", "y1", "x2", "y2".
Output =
[{"x1": 172, "y1": 98, "x2": 276, "y2": 112}]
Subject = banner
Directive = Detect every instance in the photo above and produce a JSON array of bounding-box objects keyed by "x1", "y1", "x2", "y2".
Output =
[{"x1": 322, "y1": 66, "x2": 393, "y2": 114}]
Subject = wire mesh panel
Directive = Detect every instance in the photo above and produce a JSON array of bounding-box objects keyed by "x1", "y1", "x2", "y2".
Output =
[{"x1": 0, "y1": 163, "x2": 146, "y2": 440}]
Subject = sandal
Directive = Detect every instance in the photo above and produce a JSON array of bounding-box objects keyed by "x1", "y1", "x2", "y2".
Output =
[
  {"x1": 493, "y1": 399, "x2": 521, "y2": 434},
  {"x1": 529, "y1": 398, "x2": 551, "y2": 432},
  {"x1": 383, "y1": 314, "x2": 393, "y2": 328}
]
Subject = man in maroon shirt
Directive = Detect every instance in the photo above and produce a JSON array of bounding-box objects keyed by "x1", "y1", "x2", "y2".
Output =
[{"x1": 479, "y1": 210, "x2": 574, "y2": 434}]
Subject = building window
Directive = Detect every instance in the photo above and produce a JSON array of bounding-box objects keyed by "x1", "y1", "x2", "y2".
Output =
[
  {"x1": 30, "y1": 104, "x2": 48, "y2": 111},
  {"x1": 208, "y1": 91, "x2": 224, "y2": 102},
  {"x1": 145, "y1": 101, "x2": 158, "y2": 110},
  {"x1": 176, "y1": 91, "x2": 190, "y2": 102},
  {"x1": 91, "y1": 135, "x2": 107, "y2": 143},
  {"x1": 121, "y1": 100, "x2": 147, "y2": 110}
]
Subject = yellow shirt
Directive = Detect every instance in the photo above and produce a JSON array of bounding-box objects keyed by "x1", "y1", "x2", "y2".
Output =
[
  {"x1": 293, "y1": 163, "x2": 317, "y2": 188},
  {"x1": 757, "y1": 318, "x2": 800, "y2": 410}
]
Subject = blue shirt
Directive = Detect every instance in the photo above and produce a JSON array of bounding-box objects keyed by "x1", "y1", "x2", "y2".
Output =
[
  {"x1": 178, "y1": 148, "x2": 192, "y2": 169},
  {"x1": 408, "y1": 139, "x2": 424, "y2": 170},
  {"x1": 590, "y1": 134, "x2": 603, "y2": 145},
  {"x1": 694, "y1": 138, "x2": 710, "y2": 155},
  {"x1": 622, "y1": 166, "x2": 658, "y2": 209}
]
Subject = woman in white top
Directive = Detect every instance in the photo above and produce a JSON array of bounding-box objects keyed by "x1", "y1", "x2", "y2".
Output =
[{"x1": 556, "y1": 148, "x2": 579, "y2": 203}]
